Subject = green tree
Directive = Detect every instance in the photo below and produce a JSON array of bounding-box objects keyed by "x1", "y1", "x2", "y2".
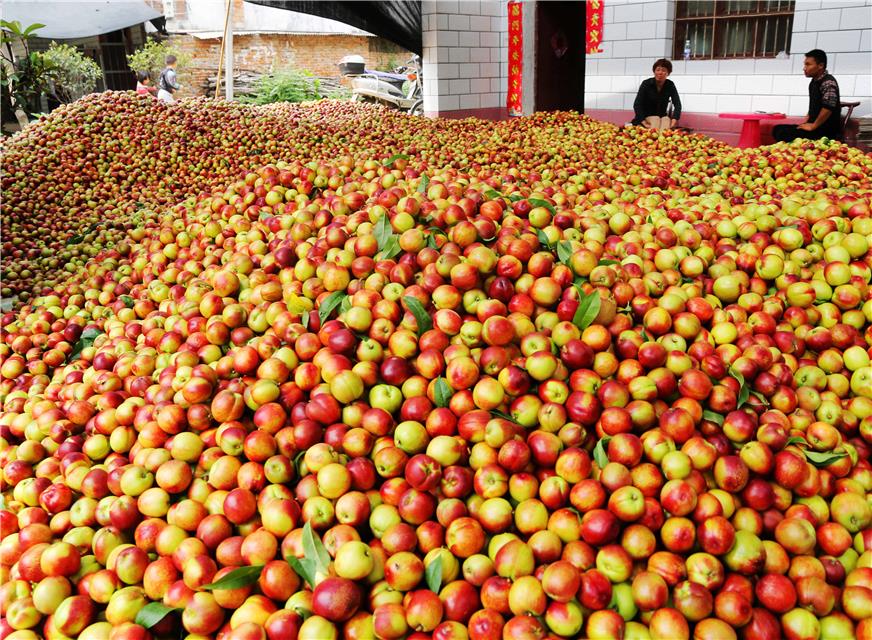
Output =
[
  {"x1": 126, "y1": 39, "x2": 190, "y2": 83},
  {"x1": 41, "y1": 42, "x2": 102, "y2": 103}
]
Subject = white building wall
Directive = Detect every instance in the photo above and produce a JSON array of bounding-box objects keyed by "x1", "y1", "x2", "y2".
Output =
[
  {"x1": 422, "y1": 0, "x2": 509, "y2": 114},
  {"x1": 585, "y1": 0, "x2": 872, "y2": 118}
]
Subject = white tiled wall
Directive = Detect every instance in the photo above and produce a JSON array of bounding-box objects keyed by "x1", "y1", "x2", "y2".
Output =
[
  {"x1": 422, "y1": 0, "x2": 509, "y2": 114},
  {"x1": 585, "y1": 0, "x2": 872, "y2": 118}
]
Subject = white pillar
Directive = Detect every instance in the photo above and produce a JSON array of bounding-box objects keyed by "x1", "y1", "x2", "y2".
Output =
[{"x1": 225, "y1": 0, "x2": 234, "y2": 101}]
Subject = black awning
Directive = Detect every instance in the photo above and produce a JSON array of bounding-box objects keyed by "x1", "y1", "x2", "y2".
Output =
[{"x1": 244, "y1": 0, "x2": 422, "y2": 54}]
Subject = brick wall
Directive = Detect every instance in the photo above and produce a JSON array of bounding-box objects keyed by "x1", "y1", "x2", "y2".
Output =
[
  {"x1": 584, "y1": 0, "x2": 872, "y2": 121},
  {"x1": 422, "y1": 0, "x2": 509, "y2": 117},
  {"x1": 168, "y1": 33, "x2": 411, "y2": 97}
]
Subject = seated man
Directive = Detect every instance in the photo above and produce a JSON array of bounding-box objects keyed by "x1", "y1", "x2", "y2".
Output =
[
  {"x1": 773, "y1": 49, "x2": 841, "y2": 142},
  {"x1": 631, "y1": 59, "x2": 682, "y2": 130}
]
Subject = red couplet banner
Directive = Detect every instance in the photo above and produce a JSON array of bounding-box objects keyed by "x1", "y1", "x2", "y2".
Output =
[
  {"x1": 507, "y1": 1, "x2": 523, "y2": 115},
  {"x1": 587, "y1": 0, "x2": 604, "y2": 54}
]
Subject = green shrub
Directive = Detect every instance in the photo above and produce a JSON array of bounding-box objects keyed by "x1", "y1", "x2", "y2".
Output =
[
  {"x1": 240, "y1": 69, "x2": 323, "y2": 105},
  {"x1": 127, "y1": 39, "x2": 190, "y2": 81},
  {"x1": 41, "y1": 43, "x2": 102, "y2": 103}
]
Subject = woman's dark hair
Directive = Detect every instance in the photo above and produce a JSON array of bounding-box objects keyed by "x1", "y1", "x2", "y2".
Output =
[
  {"x1": 653, "y1": 58, "x2": 673, "y2": 74},
  {"x1": 136, "y1": 71, "x2": 149, "y2": 83}
]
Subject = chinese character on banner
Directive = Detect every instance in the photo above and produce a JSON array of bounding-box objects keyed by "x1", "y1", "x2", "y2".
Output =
[
  {"x1": 507, "y1": 1, "x2": 523, "y2": 115},
  {"x1": 587, "y1": 0, "x2": 604, "y2": 54}
]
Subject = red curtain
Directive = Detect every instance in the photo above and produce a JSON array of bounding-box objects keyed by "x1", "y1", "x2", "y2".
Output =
[
  {"x1": 587, "y1": 0, "x2": 604, "y2": 54},
  {"x1": 507, "y1": 1, "x2": 523, "y2": 115}
]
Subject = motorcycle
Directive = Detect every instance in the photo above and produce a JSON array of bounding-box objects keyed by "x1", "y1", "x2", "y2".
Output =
[{"x1": 338, "y1": 54, "x2": 423, "y2": 116}]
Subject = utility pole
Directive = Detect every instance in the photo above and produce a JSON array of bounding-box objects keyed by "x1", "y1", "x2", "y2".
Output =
[{"x1": 225, "y1": 0, "x2": 234, "y2": 100}]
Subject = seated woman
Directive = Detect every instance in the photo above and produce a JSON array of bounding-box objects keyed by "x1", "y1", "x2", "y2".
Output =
[{"x1": 632, "y1": 59, "x2": 682, "y2": 130}]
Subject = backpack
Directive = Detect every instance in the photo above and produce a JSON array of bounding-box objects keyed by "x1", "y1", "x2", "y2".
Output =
[{"x1": 159, "y1": 68, "x2": 173, "y2": 92}]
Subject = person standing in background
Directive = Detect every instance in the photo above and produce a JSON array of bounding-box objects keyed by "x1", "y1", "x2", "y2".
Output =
[{"x1": 157, "y1": 55, "x2": 181, "y2": 103}]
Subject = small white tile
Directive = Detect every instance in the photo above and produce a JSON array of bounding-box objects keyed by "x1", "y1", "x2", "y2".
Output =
[
  {"x1": 598, "y1": 58, "x2": 627, "y2": 75},
  {"x1": 440, "y1": 95, "x2": 460, "y2": 110},
  {"x1": 833, "y1": 52, "x2": 872, "y2": 74},
  {"x1": 448, "y1": 14, "x2": 470, "y2": 30},
  {"x1": 701, "y1": 75, "x2": 737, "y2": 95},
  {"x1": 754, "y1": 58, "x2": 794, "y2": 74},
  {"x1": 479, "y1": 62, "x2": 499, "y2": 77},
  {"x1": 734, "y1": 74, "x2": 776, "y2": 96},
  {"x1": 459, "y1": 31, "x2": 480, "y2": 47},
  {"x1": 811, "y1": 8, "x2": 844, "y2": 30},
  {"x1": 685, "y1": 94, "x2": 718, "y2": 113},
  {"x1": 599, "y1": 93, "x2": 625, "y2": 109},
  {"x1": 790, "y1": 32, "x2": 818, "y2": 54},
  {"x1": 435, "y1": 14, "x2": 449, "y2": 29},
  {"x1": 480, "y1": 92, "x2": 499, "y2": 108},
  {"x1": 436, "y1": 1, "x2": 459, "y2": 13},
  {"x1": 625, "y1": 57, "x2": 652, "y2": 75},
  {"x1": 855, "y1": 74, "x2": 872, "y2": 96},
  {"x1": 791, "y1": 10, "x2": 808, "y2": 32},
  {"x1": 788, "y1": 95, "x2": 810, "y2": 116},
  {"x1": 837, "y1": 75, "x2": 856, "y2": 96},
  {"x1": 459, "y1": 93, "x2": 480, "y2": 109},
  {"x1": 860, "y1": 28, "x2": 872, "y2": 53},
  {"x1": 684, "y1": 60, "x2": 720, "y2": 75},
  {"x1": 606, "y1": 23, "x2": 628, "y2": 42},
  {"x1": 470, "y1": 48, "x2": 490, "y2": 63},
  {"x1": 817, "y1": 30, "x2": 863, "y2": 53},
  {"x1": 623, "y1": 93, "x2": 638, "y2": 110},
  {"x1": 490, "y1": 77, "x2": 501, "y2": 92},
  {"x1": 458, "y1": 63, "x2": 481, "y2": 78},
  {"x1": 422, "y1": 31, "x2": 437, "y2": 48},
  {"x1": 752, "y1": 95, "x2": 791, "y2": 113},
  {"x1": 449, "y1": 78, "x2": 471, "y2": 94},
  {"x1": 470, "y1": 77, "x2": 490, "y2": 93},
  {"x1": 677, "y1": 75, "x2": 701, "y2": 94},
  {"x1": 469, "y1": 15, "x2": 491, "y2": 30},
  {"x1": 641, "y1": 39, "x2": 669, "y2": 58},
  {"x1": 438, "y1": 63, "x2": 459, "y2": 79},
  {"x1": 480, "y1": 1, "x2": 503, "y2": 16},
  {"x1": 717, "y1": 59, "x2": 757, "y2": 76},
  {"x1": 643, "y1": 1, "x2": 669, "y2": 21},
  {"x1": 436, "y1": 31, "x2": 459, "y2": 47},
  {"x1": 490, "y1": 48, "x2": 503, "y2": 63},
  {"x1": 586, "y1": 76, "x2": 612, "y2": 92},
  {"x1": 612, "y1": 75, "x2": 638, "y2": 92},
  {"x1": 435, "y1": 46, "x2": 453, "y2": 61},
  {"x1": 772, "y1": 75, "x2": 807, "y2": 96},
  {"x1": 656, "y1": 20, "x2": 672, "y2": 40},
  {"x1": 711, "y1": 88, "x2": 747, "y2": 108},
  {"x1": 626, "y1": 21, "x2": 649, "y2": 40},
  {"x1": 480, "y1": 31, "x2": 499, "y2": 47},
  {"x1": 613, "y1": 3, "x2": 644, "y2": 23},
  {"x1": 449, "y1": 48, "x2": 470, "y2": 63},
  {"x1": 613, "y1": 40, "x2": 642, "y2": 58},
  {"x1": 457, "y1": 1, "x2": 481, "y2": 16}
]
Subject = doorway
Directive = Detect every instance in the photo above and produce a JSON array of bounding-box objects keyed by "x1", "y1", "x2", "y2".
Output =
[{"x1": 535, "y1": 1, "x2": 586, "y2": 113}]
